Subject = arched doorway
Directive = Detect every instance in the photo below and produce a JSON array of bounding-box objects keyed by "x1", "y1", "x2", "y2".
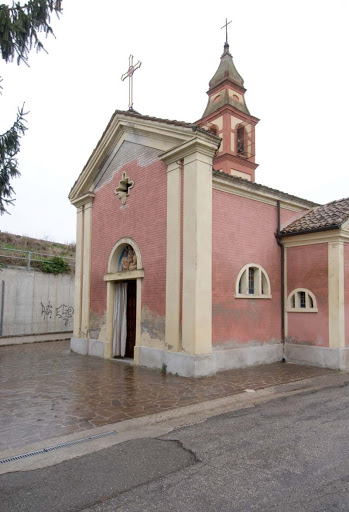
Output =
[{"x1": 105, "y1": 238, "x2": 143, "y2": 361}]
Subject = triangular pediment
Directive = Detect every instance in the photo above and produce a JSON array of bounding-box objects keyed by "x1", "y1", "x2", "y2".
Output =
[{"x1": 69, "y1": 111, "x2": 209, "y2": 204}]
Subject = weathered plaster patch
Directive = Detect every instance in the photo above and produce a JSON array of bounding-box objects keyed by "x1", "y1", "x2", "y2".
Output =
[
  {"x1": 141, "y1": 305, "x2": 165, "y2": 349},
  {"x1": 97, "y1": 318, "x2": 107, "y2": 342},
  {"x1": 94, "y1": 141, "x2": 158, "y2": 191},
  {"x1": 89, "y1": 328, "x2": 100, "y2": 340},
  {"x1": 89, "y1": 311, "x2": 107, "y2": 342}
]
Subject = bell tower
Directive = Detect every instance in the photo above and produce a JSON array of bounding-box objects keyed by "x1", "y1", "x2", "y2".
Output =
[{"x1": 197, "y1": 37, "x2": 259, "y2": 182}]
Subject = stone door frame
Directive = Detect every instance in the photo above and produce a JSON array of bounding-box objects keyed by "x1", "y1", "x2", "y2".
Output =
[{"x1": 104, "y1": 237, "x2": 143, "y2": 363}]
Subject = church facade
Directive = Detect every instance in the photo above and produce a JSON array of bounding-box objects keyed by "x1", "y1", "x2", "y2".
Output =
[{"x1": 69, "y1": 42, "x2": 349, "y2": 377}]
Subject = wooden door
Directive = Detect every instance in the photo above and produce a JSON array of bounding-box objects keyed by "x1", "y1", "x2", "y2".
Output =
[{"x1": 125, "y1": 280, "x2": 136, "y2": 358}]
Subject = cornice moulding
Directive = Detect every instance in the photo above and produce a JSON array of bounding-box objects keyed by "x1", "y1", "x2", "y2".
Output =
[
  {"x1": 212, "y1": 176, "x2": 309, "y2": 212},
  {"x1": 160, "y1": 136, "x2": 219, "y2": 165},
  {"x1": 214, "y1": 153, "x2": 258, "y2": 171},
  {"x1": 282, "y1": 229, "x2": 349, "y2": 247},
  {"x1": 70, "y1": 192, "x2": 95, "y2": 208},
  {"x1": 207, "y1": 79, "x2": 247, "y2": 96},
  {"x1": 197, "y1": 104, "x2": 259, "y2": 126}
]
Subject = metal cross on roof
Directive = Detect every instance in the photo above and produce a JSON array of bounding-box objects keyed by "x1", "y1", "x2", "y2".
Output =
[
  {"x1": 121, "y1": 54, "x2": 142, "y2": 111},
  {"x1": 221, "y1": 18, "x2": 232, "y2": 44}
]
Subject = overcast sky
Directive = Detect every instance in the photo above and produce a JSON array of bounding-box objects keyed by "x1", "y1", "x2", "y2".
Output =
[{"x1": 1, "y1": 0, "x2": 348, "y2": 243}]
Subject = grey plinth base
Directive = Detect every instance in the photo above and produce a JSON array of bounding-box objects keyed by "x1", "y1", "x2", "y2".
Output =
[
  {"x1": 214, "y1": 343, "x2": 283, "y2": 372},
  {"x1": 139, "y1": 343, "x2": 283, "y2": 377},
  {"x1": 71, "y1": 337, "x2": 105, "y2": 358},
  {"x1": 285, "y1": 343, "x2": 349, "y2": 370},
  {"x1": 139, "y1": 346, "x2": 216, "y2": 377}
]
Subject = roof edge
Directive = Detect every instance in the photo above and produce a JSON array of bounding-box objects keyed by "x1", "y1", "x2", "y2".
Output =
[
  {"x1": 212, "y1": 170, "x2": 318, "y2": 209},
  {"x1": 69, "y1": 110, "x2": 221, "y2": 202},
  {"x1": 278, "y1": 224, "x2": 341, "y2": 238}
]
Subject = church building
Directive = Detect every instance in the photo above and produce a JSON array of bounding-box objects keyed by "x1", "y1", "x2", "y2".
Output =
[{"x1": 69, "y1": 39, "x2": 349, "y2": 377}]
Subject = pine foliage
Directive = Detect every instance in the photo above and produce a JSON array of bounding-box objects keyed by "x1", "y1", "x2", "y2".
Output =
[
  {"x1": 0, "y1": 0, "x2": 62, "y2": 65},
  {"x1": 0, "y1": 104, "x2": 27, "y2": 214},
  {"x1": 0, "y1": 1, "x2": 62, "y2": 214}
]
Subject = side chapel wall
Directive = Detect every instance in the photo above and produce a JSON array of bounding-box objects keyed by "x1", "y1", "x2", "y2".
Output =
[
  {"x1": 286, "y1": 243, "x2": 329, "y2": 347},
  {"x1": 89, "y1": 142, "x2": 167, "y2": 349},
  {"x1": 212, "y1": 190, "x2": 296, "y2": 347}
]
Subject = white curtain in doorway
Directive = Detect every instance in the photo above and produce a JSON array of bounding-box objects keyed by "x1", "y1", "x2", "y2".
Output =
[{"x1": 112, "y1": 283, "x2": 128, "y2": 357}]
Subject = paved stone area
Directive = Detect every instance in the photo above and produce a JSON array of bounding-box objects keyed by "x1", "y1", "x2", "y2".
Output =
[{"x1": 0, "y1": 341, "x2": 335, "y2": 452}]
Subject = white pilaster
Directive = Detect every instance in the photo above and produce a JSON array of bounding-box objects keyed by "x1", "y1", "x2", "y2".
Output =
[
  {"x1": 160, "y1": 136, "x2": 219, "y2": 360},
  {"x1": 73, "y1": 206, "x2": 84, "y2": 337},
  {"x1": 134, "y1": 278, "x2": 142, "y2": 364},
  {"x1": 284, "y1": 247, "x2": 288, "y2": 339},
  {"x1": 71, "y1": 192, "x2": 95, "y2": 339},
  {"x1": 165, "y1": 161, "x2": 182, "y2": 352},
  {"x1": 105, "y1": 280, "x2": 114, "y2": 358},
  {"x1": 182, "y1": 150, "x2": 213, "y2": 355},
  {"x1": 328, "y1": 241, "x2": 345, "y2": 348},
  {"x1": 80, "y1": 200, "x2": 93, "y2": 336}
]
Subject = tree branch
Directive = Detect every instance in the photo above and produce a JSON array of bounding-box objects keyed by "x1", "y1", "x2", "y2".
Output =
[
  {"x1": 0, "y1": 1, "x2": 62, "y2": 65},
  {"x1": 0, "y1": 104, "x2": 28, "y2": 214}
]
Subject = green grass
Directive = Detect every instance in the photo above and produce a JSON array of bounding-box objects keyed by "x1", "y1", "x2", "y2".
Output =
[{"x1": 0, "y1": 232, "x2": 75, "y2": 273}]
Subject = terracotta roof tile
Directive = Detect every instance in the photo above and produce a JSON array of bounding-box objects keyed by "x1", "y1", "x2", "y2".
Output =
[{"x1": 281, "y1": 197, "x2": 349, "y2": 235}]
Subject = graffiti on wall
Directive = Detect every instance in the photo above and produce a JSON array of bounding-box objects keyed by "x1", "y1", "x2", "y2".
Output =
[
  {"x1": 40, "y1": 302, "x2": 74, "y2": 326},
  {"x1": 56, "y1": 304, "x2": 74, "y2": 326},
  {"x1": 41, "y1": 301, "x2": 53, "y2": 320}
]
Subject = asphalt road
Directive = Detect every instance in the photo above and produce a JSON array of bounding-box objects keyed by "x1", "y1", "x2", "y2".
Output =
[{"x1": 2, "y1": 381, "x2": 349, "y2": 511}]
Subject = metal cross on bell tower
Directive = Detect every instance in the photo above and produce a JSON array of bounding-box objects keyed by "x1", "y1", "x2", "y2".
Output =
[
  {"x1": 221, "y1": 18, "x2": 232, "y2": 44},
  {"x1": 121, "y1": 54, "x2": 142, "y2": 111}
]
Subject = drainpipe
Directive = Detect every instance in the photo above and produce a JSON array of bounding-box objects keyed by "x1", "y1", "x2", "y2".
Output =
[{"x1": 276, "y1": 200, "x2": 285, "y2": 360}]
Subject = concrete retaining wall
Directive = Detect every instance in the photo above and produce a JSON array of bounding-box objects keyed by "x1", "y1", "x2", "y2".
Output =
[{"x1": 0, "y1": 267, "x2": 74, "y2": 344}]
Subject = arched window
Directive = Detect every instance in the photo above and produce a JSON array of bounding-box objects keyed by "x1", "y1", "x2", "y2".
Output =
[
  {"x1": 287, "y1": 289, "x2": 318, "y2": 312},
  {"x1": 237, "y1": 126, "x2": 245, "y2": 155},
  {"x1": 236, "y1": 264, "x2": 271, "y2": 299}
]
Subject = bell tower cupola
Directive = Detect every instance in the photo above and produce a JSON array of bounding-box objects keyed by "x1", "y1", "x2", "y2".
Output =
[{"x1": 197, "y1": 26, "x2": 259, "y2": 182}]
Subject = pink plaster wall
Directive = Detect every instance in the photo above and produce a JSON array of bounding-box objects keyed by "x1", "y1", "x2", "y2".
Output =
[
  {"x1": 344, "y1": 243, "x2": 349, "y2": 346},
  {"x1": 287, "y1": 244, "x2": 328, "y2": 347},
  {"x1": 212, "y1": 190, "x2": 297, "y2": 347},
  {"x1": 89, "y1": 145, "x2": 167, "y2": 338}
]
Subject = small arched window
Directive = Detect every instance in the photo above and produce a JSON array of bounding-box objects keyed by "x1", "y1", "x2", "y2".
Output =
[
  {"x1": 236, "y1": 264, "x2": 271, "y2": 299},
  {"x1": 287, "y1": 289, "x2": 318, "y2": 312},
  {"x1": 237, "y1": 126, "x2": 245, "y2": 155}
]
